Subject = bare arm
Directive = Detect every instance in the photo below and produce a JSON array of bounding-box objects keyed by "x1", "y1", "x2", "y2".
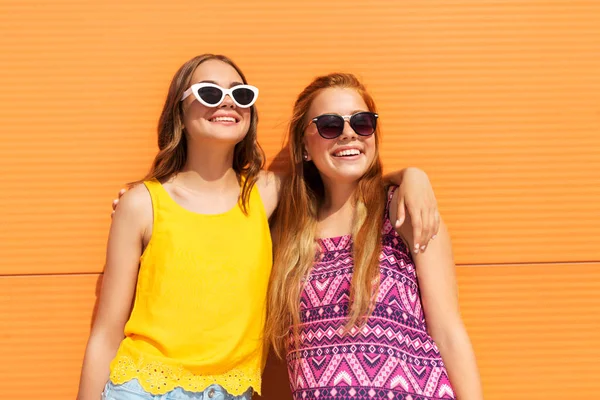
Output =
[
  {"x1": 258, "y1": 167, "x2": 439, "y2": 247},
  {"x1": 77, "y1": 185, "x2": 152, "y2": 400},
  {"x1": 384, "y1": 167, "x2": 440, "y2": 253},
  {"x1": 256, "y1": 170, "x2": 282, "y2": 219},
  {"x1": 391, "y1": 191, "x2": 483, "y2": 399}
]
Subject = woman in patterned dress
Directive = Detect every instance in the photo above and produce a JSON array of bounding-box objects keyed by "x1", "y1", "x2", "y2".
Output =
[{"x1": 266, "y1": 73, "x2": 483, "y2": 400}]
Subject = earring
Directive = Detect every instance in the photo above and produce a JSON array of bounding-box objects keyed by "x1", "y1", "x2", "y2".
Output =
[{"x1": 302, "y1": 152, "x2": 309, "y2": 161}]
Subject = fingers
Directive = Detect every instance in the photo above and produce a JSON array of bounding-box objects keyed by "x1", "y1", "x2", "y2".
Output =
[
  {"x1": 432, "y1": 209, "x2": 440, "y2": 240},
  {"x1": 418, "y1": 209, "x2": 431, "y2": 253},
  {"x1": 411, "y1": 210, "x2": 423, "y2": 254},
  {"x1": 417, "y1": 207, "x2": 440, "y2": 254},
  {"x1": 111, "y1": 188, "x2": 127, "y2": 216},
  {"x1": 400, "y1": 192, "x2": 440, "y2": 255}
]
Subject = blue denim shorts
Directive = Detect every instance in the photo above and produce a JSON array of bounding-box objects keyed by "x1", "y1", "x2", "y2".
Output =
[{"x1": 101, "y1": 379, "x2": 253, "y2": 400}]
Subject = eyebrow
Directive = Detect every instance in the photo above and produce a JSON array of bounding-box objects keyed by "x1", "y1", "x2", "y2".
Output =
[{"x1": 197, "y1": 80, "x2": 245, "y2": 88}]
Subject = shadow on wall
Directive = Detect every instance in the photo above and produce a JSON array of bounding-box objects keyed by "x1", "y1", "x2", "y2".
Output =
[
  {"x1": 261, "y1": 145, "x2": 297, "y2": 399},
  {"x1": 258, "y1": 351, "x2": 293, "y2": 399},
  {"x1": 261, "y1": 144, "x2": 294, "y2": 399},
  {"x1": 267, "y1": 144, "x2": 291, "y2": 176}
]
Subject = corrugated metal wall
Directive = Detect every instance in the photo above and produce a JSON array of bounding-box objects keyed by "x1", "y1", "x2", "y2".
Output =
[{"x1": 1, "y1": 1, "x2": 598, "y2": 398}]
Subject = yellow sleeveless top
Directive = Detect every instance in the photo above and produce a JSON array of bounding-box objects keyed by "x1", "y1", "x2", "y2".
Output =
[{"x1": 109, "y1": 179, "x2": 272, "y2": 395}]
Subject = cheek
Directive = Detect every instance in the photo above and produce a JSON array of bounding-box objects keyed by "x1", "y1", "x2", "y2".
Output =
[
  {"x1": 364, "y1": 137, "x2": 377, "y2": 160},
  {"x1": 240, "y1": 108, "x2": 252, "y2": 118},
  {"x1": 240, "y1": 109, "x2": 252, "y2": 126},
  {"x1": 183, "y1": 103, "x2": 211, "y2": 123},
  {"x1": 305, "y1": 135, "x2": 330, "y2": 161}
]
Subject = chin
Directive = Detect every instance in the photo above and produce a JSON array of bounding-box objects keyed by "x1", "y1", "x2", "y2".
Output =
[
  {"x1": 336, "y1": 164, "x2": 369, "y2": 177},
  {"x1": 327, "y1": 170, "x2": 367, "y2": 184},
  {"x1": 208, "y1": 129, "x2": 248, "y2": 143}
]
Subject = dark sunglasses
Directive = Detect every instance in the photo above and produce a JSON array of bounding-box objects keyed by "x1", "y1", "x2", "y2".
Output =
[
  {"x1": 310, "y1": 111, "x2": 378, "y2": 139},
  {"x1": 181, "y1": 83, "x2": 259, "y2": 108}
]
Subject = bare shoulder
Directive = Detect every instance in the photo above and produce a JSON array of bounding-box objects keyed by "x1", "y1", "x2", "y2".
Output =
[
  {"x1": 256, "y1": 170, "x2": 282, "y2": 218},
  {"x1": 119, "y1": 184, "x2": 151, "y2": 209},
  {"x1": 113, "y1": 183, "x2": 152, "y2": 223}
]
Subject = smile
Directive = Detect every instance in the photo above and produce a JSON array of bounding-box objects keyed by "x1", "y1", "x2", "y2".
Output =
[
  {"x1": 333, "y1": 149, "x2": 361, "y2": 157},
  {"x1": 209, "y1": 116, "x2": 238, "y2": 123}
]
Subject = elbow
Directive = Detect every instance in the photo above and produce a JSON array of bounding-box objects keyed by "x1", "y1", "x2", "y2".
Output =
[{"x1": 87, "y1": 325, "x2": 125, "y2": 354}]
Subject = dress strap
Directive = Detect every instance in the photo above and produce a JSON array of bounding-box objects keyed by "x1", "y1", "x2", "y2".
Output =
[{"x1": 385, "y1": 185, "x2": 399, "y2": 215}]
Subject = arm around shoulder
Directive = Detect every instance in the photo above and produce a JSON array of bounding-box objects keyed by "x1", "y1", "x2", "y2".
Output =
[{"x1": 385, "y1": 168, "x2": 440, "y2": 252}]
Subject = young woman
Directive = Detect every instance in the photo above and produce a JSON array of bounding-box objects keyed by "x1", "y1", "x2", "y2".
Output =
[
  {"x1": 78, "y1": 55, "x2": 440, "y2": 400},
  {"x1": 267, "y1": 73, "x2": 483, "y2": 400}
]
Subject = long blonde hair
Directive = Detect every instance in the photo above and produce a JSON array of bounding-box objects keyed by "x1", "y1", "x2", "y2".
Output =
[
  {"x1": 132, "y1": 54, "x2": 264, "y2": 213},
  {"x1": 266, "y1": 73, "x2": 386, "y2": 357}
]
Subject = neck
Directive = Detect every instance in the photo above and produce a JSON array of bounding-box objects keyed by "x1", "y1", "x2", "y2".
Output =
[
  {"x1": 320, "y1": 178, "x2": 358, "y2": 218},
  {"x1": 177, "y1": 138, "x2": 238, "y2": 191}
]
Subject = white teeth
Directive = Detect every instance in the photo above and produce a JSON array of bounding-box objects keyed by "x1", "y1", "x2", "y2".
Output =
[
  {"x1": 211, "y1": 116, "x2": 236, "y2": 123},
  {"x1": 334, "y1": 149, "x2": 361, "y2": 157}
]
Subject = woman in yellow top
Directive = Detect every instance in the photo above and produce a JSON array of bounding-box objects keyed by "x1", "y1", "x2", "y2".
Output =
[{"x1": 76, "y1": 54, "x2": 441, "y2": 400}]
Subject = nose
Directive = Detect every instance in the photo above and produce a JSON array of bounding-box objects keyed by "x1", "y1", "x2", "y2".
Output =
[
  {"x1": 338, "y1": 119, "x2": 358, "y2": 141},
  {"x1": 220, "y1": 94, "x2": 235, "y2": 108}
]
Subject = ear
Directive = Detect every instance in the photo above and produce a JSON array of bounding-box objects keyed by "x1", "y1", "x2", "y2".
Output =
[
  {"x1": 303, "y1": 148, "x2": 312, "y2": 161},
  {"x1": 301, "y1": 135, "x2": 312, "y2": 161}
]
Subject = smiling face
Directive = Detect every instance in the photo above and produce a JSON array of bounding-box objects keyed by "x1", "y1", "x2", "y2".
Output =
[
  {"x1": 303, "y1": 87, "x2": 377, "y2": 187},
  {"x1": 181, "y1": 59, "x2": 252, "y2": 145}
]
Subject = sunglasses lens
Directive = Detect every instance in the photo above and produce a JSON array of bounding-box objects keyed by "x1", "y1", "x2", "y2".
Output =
[
  {"x1": 231, "y1": 87, "x2": 256, "y2": 107},
  {"x1": 351, "y1": 112, "x2": 377, "y2": 136},
  {"x1": 197, "y1": 86, "x2": 223, "y2": 105},
  {"x1": 316, "y1": 115, "x2": 344, "y2": 139}
]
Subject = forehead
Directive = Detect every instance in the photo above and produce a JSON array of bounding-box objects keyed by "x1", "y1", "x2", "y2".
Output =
[
  {"x1": 308, "y1": 87, "x2": 368, "y2": 117},
  {"x1": 190, "y1": 59, "x2": 244, "y2": 86}
]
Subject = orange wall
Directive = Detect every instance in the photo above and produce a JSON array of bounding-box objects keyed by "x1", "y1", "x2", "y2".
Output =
[{"x1": 1, "y1": 1, "x2": 599, "y2": 398}]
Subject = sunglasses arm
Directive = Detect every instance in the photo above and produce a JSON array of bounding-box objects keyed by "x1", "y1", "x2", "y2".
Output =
[{"x1": 180, "y1": 88, "x2": 193, "y2": 102}]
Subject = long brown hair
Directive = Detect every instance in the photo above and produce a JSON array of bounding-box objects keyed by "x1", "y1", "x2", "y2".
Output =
[
  {"x1": 266, "y1": 73, "x2": 387, "y2": 357},
  {"x1": 133, "y1": 54, "x2": 264, "y2": 213}
]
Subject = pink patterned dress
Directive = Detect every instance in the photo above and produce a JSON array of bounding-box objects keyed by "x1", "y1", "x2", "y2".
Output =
[{"x1": 287, "y1": 187, "x2": 456, "y2": 400}]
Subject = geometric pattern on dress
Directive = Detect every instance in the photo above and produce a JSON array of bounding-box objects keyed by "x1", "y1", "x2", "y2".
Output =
[{"x1": 287, "y1": 187, "x2": 456, "y2": 400}]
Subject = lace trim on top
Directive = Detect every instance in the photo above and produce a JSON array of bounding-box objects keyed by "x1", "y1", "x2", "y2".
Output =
[{"x1": 109, "y1": 352, "x2": 261, "y2": 396}]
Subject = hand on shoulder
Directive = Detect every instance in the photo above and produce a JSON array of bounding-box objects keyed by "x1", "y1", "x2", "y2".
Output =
[{"x1": 112, "y1": 184, "x2": 151, "y2": 218}]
